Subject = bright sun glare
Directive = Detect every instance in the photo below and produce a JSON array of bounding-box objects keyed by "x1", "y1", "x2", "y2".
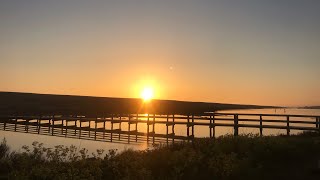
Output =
[{"x1": 141, "y1": 87, "x2": 154, "y2": 101}]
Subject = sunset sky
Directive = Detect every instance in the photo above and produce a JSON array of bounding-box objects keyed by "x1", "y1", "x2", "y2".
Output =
[{"x1": 1, "y1": 0, "x2": 319, "y2": 106}]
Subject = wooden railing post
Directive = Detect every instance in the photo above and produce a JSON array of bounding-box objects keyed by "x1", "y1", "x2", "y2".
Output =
[
  {"x1": 79, "y1": 117, "x2": 82, "y2": 139},
  {"x1": 88, "y1": 119, "x2": 91, "y2": 137},
  {"x1": 52, "y1": 115, "x2": 55, "y2": 136},
  {"x1": 111, "y1": 115, "x2": 114, "y2": 142},
  {"x1": 153, "y1": 114, "x2": 155, "y2": 144},
  {"x1": 234, "y1": 114, "x2": 238, "y2": 136},
  {"x1": 74, "y1": 118, "x2": 77, "y2": 135},
  {"x1": 166, "y1": 114, "x2": 169, "y2": 145},
  {"x1": 187, "y1": 115, "x2": 190, "y2": 140},
  {"x1": 209, "y1": 115, "x2": 212, "y2": 138},
  {"x1": 259, "y1": 115, "x2": 263, "y2": 136},
  {"x1": 37, "y1": 115, "x2": 41, "y2": 134},
  {"x1": 102, "y1": 116, "x2": 105, "y2": 139},
  {"x1": 61, "y1": 119, "x2": 64, "y2": 135},
  {"x1": 286, "y1": 116, "x2": 290, "y2": 136},
  {"x1": 26, "y1": 118, "x2": 29, "y2": 133},
  {"x1": 119, "y1": 115, "x2": 122, "y2": 141},
  {"x1": 128, "y1": 114, "x2": 131, "y2": 143},
  {"x1": 94, "y1": 117, "x2": 97, "y2": 140},
  {"x1": 65, "y1": 119, "x2": 68, "y2": 137},
  {"x1": 317, "y1": 117, "x2": 320, "y2": 133},
  {"x1": 135, "y1": 114, "x2": 138, "y2": 142},
  {"x1": 191, "y1": 115, "x2": 194, "y2": 139},
  {"x1": 14, "y1": 115, "x2": 17, "y2": 132},
  {"x1": 48, "y1": 116, "x2": 51, "y2": 133},
  {"x1": 147, "y1": 114, "x2": 149, "y2": 143},
  {"x1": 212, "y1": 114, "x2": 215, "y2": 138},
  {"x1": 172, "y1": 114, "x2": 175, "y2": 143}
]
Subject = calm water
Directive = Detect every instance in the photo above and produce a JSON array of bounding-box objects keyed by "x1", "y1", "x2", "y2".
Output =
[{"x1": 1, "y1": 108, "x2": 319, "y2": 153}]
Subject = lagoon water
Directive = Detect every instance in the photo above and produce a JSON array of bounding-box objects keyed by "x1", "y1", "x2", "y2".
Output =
[{"x1": 1, "y1": 108, "x2": 319, "y2": 154}]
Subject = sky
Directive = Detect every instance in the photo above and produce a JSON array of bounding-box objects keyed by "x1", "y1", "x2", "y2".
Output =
[{"x1": 0, "y1": 0, "x2": 319, "y2": 106}]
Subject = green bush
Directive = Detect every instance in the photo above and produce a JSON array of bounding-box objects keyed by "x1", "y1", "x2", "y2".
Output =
[{"x1": 0, "y1": 132, "x2": 319, "y2": 179}]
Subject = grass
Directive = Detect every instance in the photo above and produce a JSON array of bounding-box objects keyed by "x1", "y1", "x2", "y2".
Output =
[{"x1": 0, "y1": 132, "x2": 320, "y2": 180}]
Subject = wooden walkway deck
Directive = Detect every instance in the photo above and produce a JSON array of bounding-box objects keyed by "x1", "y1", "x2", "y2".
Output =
[{"x1": 0, "y1": 113, "x2": 319, "y2": 144}]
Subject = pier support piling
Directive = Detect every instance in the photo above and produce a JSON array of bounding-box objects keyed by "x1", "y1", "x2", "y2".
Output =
[
  {"x1": 234, "y1": 115, "x2": 239, "y2": 136},
  {"x1": 51, "y1": 115, "x2": 55, "y2": 136},
  {"x1": 260, "y1": 115, "x2": 263, "y2": 136},
  {"x1": 286, "y1": 116, "x2": 290, "y2": 136}
]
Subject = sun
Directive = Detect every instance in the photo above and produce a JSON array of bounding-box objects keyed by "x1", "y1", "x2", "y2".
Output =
[{"x1": 141, "y1": 87, "x2": 154, "y2": 101}]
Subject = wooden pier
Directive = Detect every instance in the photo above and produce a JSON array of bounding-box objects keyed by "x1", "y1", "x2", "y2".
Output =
[
  {"x1": 1, "y1": 113, "x2": 319, "y2": 144},
  {"x1": 0, "y1": 92, "x2": 318, "y2": 144}
]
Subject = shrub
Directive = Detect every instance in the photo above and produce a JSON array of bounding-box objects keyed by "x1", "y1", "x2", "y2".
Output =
[{"x1": 0, "y1": 132, "x2": 319, "y2": 179}]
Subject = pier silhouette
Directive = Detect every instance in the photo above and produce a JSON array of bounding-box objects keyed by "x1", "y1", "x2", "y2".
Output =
[{"x1": 0, "y1": 92, "x2": 319, "y2": 144}]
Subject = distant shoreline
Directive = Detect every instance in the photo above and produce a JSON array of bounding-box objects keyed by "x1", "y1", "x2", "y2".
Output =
[
  {"x1": 299, "y1": 106, "x2": 320, "y2": 109},
  {"x1": 0, "y1": 91, "x2": 275, "y2": 116}
]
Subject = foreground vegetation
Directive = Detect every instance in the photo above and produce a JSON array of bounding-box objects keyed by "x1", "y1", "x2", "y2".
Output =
[{"x1": 1, "y1": 133, "x2": 320, "y2": 180}]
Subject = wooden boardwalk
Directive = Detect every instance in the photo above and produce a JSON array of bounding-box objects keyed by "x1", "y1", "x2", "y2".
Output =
[{"x1": 1, "y1": 113, "x2": 319, "y2": 144}]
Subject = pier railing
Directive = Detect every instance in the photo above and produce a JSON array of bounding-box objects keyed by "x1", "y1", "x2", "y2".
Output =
[{"x1": 0, "y1": 113, "x2": 319, "y2": 144}]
